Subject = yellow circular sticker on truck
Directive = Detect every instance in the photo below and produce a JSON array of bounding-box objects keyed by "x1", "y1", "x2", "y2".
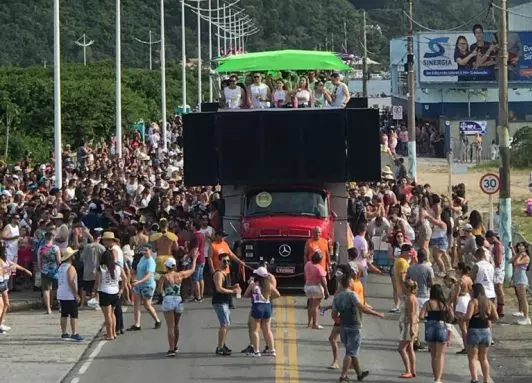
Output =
[{"x1": 255, "y1": 192, "x2": 272, "y2": 208}]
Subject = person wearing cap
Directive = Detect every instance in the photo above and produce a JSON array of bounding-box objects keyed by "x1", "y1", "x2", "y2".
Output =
[
  {"x1": 485, "y1": 230, "x2": 505, "y2": 317},
  {"x1": 80, "y1": 229, "x2": 106, "y2": 308},
  {"x1": 52, "y1": 213, "x2": 70, "y2": 251},
  {"x1": 129, "y1": 243, "x2": 161, "y2": 331},
  {"x1": 241, "y1": 266, "x2": 280, "y2": 357},
  {"x1": 394, "y1": 244, "x2": 413, "y2": 303},
  {"x1": 157, "y1": 252, "x2": 198, "y2": 357},
  {"x1": 56, "y1": 247, "x2": 84, "y2": 342},
  {"x1": 208, "y1": 230, "x2": 246, "y2": 274}
]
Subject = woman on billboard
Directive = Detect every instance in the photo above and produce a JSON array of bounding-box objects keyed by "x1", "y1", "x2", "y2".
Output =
[{"x1": 454, "y1": 36, "x2": 476, "y2": 82}]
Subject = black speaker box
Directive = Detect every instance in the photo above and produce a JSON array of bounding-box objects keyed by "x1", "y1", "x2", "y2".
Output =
[
  {"x1": 346, "y1": 97, "x2": 368, "y2": 109},
  {"x1": 201, "y1": 102, "x2": 219, "y2": 112},
  {"x1": 346, "y1": 108, "x2": 381, "y2": 182},
  {"x1": 183, "y1": 112, "x2": 218, "y2": 186}
]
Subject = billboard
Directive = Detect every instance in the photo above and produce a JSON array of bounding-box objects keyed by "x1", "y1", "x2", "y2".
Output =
[
  {"x1": 418, "y1": 25, "x2": 532, "y2": 84},
  {"x1": 459, "y1": 120, "x2": 487, "y2": 136}
]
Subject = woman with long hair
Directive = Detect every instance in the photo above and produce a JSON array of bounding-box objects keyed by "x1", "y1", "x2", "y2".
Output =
[
  {"x1": 304, "y1": 251, "x2": 330, "y2": 329},
  {"x1": 96, "y1": 250, "x2": 125, "y2": 340},
  {"x1": 465, "y1": 283, "x2": 499, "y2": 383},
  {"x1": 511, "y1": 242, "x2": 531, "y2": 325},
  {"x1": 388, "y1": 229, "x2": 410, "y2": 312},
  {"x1": 243, "y1": 266, "x2": 280, "y2": 357},
  {"x1": 451, "y1": 262, "x2": 473, "y2": 354},
  {"x1": 419, "y1": 284, "x2": 454, "y2": 383},
  {"x1": 398, "y1": 279, "x2": 418, "y2": 378},
  {"x1": 468, "y1": 210, "x2": 485, "y2": 237},
  {"x1": 157, "y1": 252, "x2": 197, "y2": 357},
  {"x1": 425, "y1": 194, "x2": 450, "y2": 277}
]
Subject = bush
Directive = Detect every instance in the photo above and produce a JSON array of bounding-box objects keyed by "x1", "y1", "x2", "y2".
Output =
[{"x1": 510, "y1": 126, "x2": 532, "y2": 169}]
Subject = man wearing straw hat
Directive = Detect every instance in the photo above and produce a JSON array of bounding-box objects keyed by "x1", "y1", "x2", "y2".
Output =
[{"x1": 57, "y1": 247, "x2": 84, "y2": 342}]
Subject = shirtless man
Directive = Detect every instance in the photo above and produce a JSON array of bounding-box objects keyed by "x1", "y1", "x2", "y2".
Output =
[{"x1": 150, "y1": 218, "x2": 179, "y2": 303}]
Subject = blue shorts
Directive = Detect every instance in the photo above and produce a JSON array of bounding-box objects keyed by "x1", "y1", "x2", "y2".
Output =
[
  {"x1": 192, "y1": 263, "x2": 205, "y2": 283},
  {"x1": 425, "y1": 320, "x2": 449, "y2": 343},
  {"x1": 250, "y1": 303, "x2": 273, "y2": 320},
  {"x1": 133, "y1": 285, "x2": 155, "y2": 299},
  {"x1": 213, "y1": 303, "x2": 231, "y2": 326},
  {"x1": 162, "y1": 296, "x2": 184, "y2": 314},
  {"x1": 467, "y1": 328, "x2": 492, "y2": 347},
  {"x1": 430, "y1": 237, "x2": 449, "y2": 251},
  {"x1": 340, "y1": 327, "x2": 361, "y2": 358}
]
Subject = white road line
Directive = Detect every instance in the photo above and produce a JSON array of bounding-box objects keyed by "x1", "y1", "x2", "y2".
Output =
[{"x1": 78, "y1": 340, "x2": 107, "y2": 375}]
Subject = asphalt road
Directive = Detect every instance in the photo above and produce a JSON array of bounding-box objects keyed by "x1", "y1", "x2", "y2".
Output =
[{"x1": 64, "y1": 275, "x2": 475, "y2": 383}]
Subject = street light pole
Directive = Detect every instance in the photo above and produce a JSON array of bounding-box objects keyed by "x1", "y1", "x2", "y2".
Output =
[
  {"x1": 134, "y1": 30, "x2": 161, "y2": 70},
  {"x1": 362, "y1": 10, "x2": 368, "y2": 98},
  {"x1": 115, "y1": 0, "x2": 122, "y2": 158},
  {"x1": 223, "y1": 4, "x2": 227, "y2": 53},
  {"x1": 75, "y1": 33, "x2": 94, "y2": 66},
  {"x1": 197, "y1": 1, "x2": 202, "y2": 110},
  {"x1": 161, "y1": 0, "x2": 167, "y2": 150},
  {"x1": 498, "y1": 0, "x2": 512, "y2": 282},
  {"x1": 53, "y1": 0, "x2": 62, "y2": 187},
  {"x1": 407, "y1": 0, "x2": 416, "y2": 180},
  {"x1": 181, "y1": 0, "x2": 187, "y2": 111},
  {"x1": 208, "y1": 0, "x2": 213, "y2": 101},
  {"x1": 217, "y1": 0, "x2": 221, "y2": 55}
]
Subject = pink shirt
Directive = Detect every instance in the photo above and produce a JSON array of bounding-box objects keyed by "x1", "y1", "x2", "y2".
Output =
[{"x1": 304, "y1": 261, "x2": 326, "y2": 285}]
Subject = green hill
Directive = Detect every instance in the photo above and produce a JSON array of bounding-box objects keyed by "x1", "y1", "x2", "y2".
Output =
[{"x1": 1, "y1": 0, "x2": 520, "y2": 68}]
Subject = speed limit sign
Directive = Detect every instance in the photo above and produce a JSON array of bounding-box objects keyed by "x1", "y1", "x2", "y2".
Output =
[{"x1": 479, "y1": 173, "x2": 500, "y2": 195}]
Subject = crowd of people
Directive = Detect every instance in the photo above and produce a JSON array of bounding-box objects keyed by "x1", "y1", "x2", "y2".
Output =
[{"x1": 0, "y1": 83, "x2": 530, "y2": 383}]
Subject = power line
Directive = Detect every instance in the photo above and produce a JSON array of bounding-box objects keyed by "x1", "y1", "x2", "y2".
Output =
[{"x1": 402, "y1": 7, "x2": 490, "y2": 32}]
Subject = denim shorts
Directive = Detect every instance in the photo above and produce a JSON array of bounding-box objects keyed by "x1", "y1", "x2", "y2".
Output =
[
  {"x1": 514, "y1": 269, "x2": 529, "y2": 286},
  {"x1": 430, "y1": 237, "x2": 449, "y2": 251},
  {"x1": 213, "y1": 303, "x2": 231, "y2": 326},
  {"x1": 425, "y1": 320, "x2": 449, "y2": 343},
  {"x1": 133, "y1": 285, "x2": 155, "y2": 299},
  {"x1": 340, "y1": 327, "x2": 362, "y2": 358},
  {"x1": 191, "y1": 263, "x2": 205, "y2": 283},
  {"x1": 162, "y1": 295, "x2": 184, "y2": 314},
  {"x1": 467, "y1": 328, "x2": 492, "y2": 347},
  {"x1": 0, "y1": 281, "x2": 8, "y2": 293},
  {"x1": 250, "y1": 302, "x2": 272, "y2": 320}
]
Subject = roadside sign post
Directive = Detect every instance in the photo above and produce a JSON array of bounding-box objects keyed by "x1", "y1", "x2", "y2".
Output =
[
  {"x1": 392, "y1": 105, "x2": 403, "y2": 120},
  {"x1": 479, "y1": 173, "x2": 501, "y2": 231}
]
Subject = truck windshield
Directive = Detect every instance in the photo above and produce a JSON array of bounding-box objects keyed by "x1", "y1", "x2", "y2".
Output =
[{"x1": 245, "y1": 190, "x2": 328, "y2": 218}]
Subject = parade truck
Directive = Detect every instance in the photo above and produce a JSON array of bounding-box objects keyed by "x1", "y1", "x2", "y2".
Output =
[{"x1": 184, "y1": 50, "x2": 381, "y2": 289}]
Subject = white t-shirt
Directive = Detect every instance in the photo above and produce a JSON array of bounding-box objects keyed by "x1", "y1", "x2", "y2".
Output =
[
  {"x1": 4, "y1": 223, "x2": 19, "y2": 262},
  {"x1": 475, "y1": 260, "x2": 496, "y2": 299},
  {"x1": 200, "y1": 226, "x2": 215, "y2": 259},
  {"x1": 57, "y1": 263, "x2": 77, "y2": 301},
  {"x1": 98, "y1": 265, "x2": 121, "y2": 294},
  {"x1": 353, "y1": 235, "x2": 368, "y2": 270}
]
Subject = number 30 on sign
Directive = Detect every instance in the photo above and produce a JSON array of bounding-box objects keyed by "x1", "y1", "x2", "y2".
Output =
[{"x1": 479, "y1": 173, "x2": 500, "y2": 195}]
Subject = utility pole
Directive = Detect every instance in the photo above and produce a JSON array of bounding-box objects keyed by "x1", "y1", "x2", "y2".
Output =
[
  {"x1": 161, "y1": 0, "x2": 167, "y2": 150},
  {"x1": 75, "y1": 33, "x2": 95, "y2": 66},
  {"x1": 208, "y1": 0, "x2": 213, "y2": 101},
  {"x1": 343, "y1": 21, "x2": 348, "y2": 53},
  {"x1": 181, "y1": 0, "x2": 187, "y2": 111},
  {"x1": 134, "y1": 30, "x2": 161, "y2": 70},
  {"x1": 197, "y1": 1, "x2": 202, "y2": 111},
  {"x1": 53, "y1": 0, "x2": 62, "y2": 187},
  {"x1": 498, "y1": 0, "x2": 512, "y2": 282},
  {"x1": 115, "y1": 0, "x2": 122, "y2": 158},
  {"x1": 407, "y1": 0, "x2": 416, "y2": 180},
  {"x1": 362, "y1": 10, "x2": 368, "y2": 98},
  {"x1": 331, "y1": 32, "x2": 334, "y2": 51}
]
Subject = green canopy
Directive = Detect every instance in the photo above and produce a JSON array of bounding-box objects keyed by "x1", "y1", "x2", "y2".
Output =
[{"x1": 216, "y1": 50, "x2": 351, "y2": 73}]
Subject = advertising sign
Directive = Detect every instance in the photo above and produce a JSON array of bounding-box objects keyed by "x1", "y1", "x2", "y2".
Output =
[
  {"x1": 459, "y1": 120, "x2": 487, "y2": 136},
  {"x1": 418, "y1": 25, "x2": 532, "y2": 84},
  {"x1": 392, "y1": 105, "x2": 403, "y2": 120}
]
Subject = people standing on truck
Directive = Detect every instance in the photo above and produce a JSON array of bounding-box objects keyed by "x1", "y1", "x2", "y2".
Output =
[
  {"x1": 271, "y1": 79, "x2": 289, "y2": 108},
  {"x1": 304, "y1": 251, "x2": 330, "y2": 329},
  {"x1": 220, "y1": 75, "x2": 245, "y2": 110},
  {"x1": 248, "y1": 73, "x2": 271, "y2": 109},
  {"x1": 329, "y1": 72, "x2": 350, "y2": 108},
  {"x1": 292, "y1": 77, "x2": 314, "y2": 108},
  {"x1": 212, "y1": 252, "x2": 241, "y2": 356}
]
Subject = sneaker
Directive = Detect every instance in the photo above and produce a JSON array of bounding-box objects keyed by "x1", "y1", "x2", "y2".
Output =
[
  {"x1": 263, "y1": 349, "x2": 276, "y2": 356},
  {"x1": 517, "y1": 317, "x2": 531, "y2": 325},
  {"x1": 0, "y1": 328, "x2": 6, "y2": 335},
  {"x1": 389, "y1": 308, "x2": 400, "y2": 313},
  {"x1": 262, "y1": 345, "x2": 269, "y2": 354},
  {"x1": 166, "y1": 349, "x2": 176, "y2": 357},
  {"x1": 223, "y1": 344, "x2": 232, "y2": 353},
  {"x1": 174, "y1": 347, "x2": 179, "y2": 353},
  {"x1": 216, "y1": 347, "x2": 231, "y2": 356},
  {"x1": 154, "y1": 321, "x2": 162, "y2": 329},
  {"x1": 512, "y1": 312, "x2": 524, "y2": 318},
  {"x1": 61, "y1": 333, "x2": 71, "y2": 341},
  {"x1": 127, "y1": 325, "x2": 141, "y2": 331},
  {"x1": 357, "y1": 370, "x2": 369, "y2": 381},
  {"x1": 241, "y1": 345, "x2": 254, "y2": 353},
  {"x1": 338, "y1": 377, "x2": 350, "y2": 382},
  {"x1": 0, "y1": 324, "x2": 11, "y2": 331},
  {"x1": 71, "y1": 334, "x2": 85, "y2": 342},
  {"x1": 247, "y1": 351, "x2": 261, "y2": 357}
]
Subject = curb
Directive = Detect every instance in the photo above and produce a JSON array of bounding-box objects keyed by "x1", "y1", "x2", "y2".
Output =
[{"x1": 9, "y1": 300, "x2": 43, "y2": 313}]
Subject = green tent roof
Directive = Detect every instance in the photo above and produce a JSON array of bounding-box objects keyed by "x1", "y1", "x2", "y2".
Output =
[{"x1": 216, "y1": 49, "x2": 351, "y2": 72}]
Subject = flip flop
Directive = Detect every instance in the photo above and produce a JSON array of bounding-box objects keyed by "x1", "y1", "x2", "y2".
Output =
[{"x1": 399, "y1": 372, "x2": 413, "y2": 379}]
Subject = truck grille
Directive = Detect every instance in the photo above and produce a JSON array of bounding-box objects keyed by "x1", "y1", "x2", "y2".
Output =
[{"x1": 242, "y1": 239, "x2": 307, "y2": 275}]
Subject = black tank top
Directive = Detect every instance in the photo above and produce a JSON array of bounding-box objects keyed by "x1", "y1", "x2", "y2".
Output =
[
  {"x1": 426, "y1": 310, "x2": 446, "y2": 321},
  {"x1": 212, "y1": 270, "x2": 232, "y2": 305},
  {"x1": 469, "y1": 312, "x2": 489, "y2": 329}
]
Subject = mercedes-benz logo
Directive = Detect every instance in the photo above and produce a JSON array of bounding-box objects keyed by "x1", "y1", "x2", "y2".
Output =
[{"x1": 278, "y1": 244, "x2": 292, "y2": 257}]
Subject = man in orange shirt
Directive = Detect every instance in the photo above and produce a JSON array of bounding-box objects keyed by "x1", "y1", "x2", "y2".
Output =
[
  {"x1": 304, "y1": 227, "x2": 331, "y2": 274},
  {"x1": 208, "y1": 230, "x2": 245, "y2": 274}
]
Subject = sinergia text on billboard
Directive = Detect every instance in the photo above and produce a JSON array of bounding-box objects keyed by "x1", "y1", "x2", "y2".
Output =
[{"x1": 418, "y1": 23, "x2": 532, "y2": 84}]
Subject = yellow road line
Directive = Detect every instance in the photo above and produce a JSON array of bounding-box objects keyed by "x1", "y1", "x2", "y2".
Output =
[
  {"x1": 275, "y1": 296, "x2": 287, "y2": 382},
  {"x1": 286, "y1": 297, "x2": 300, "y2": 382}
]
